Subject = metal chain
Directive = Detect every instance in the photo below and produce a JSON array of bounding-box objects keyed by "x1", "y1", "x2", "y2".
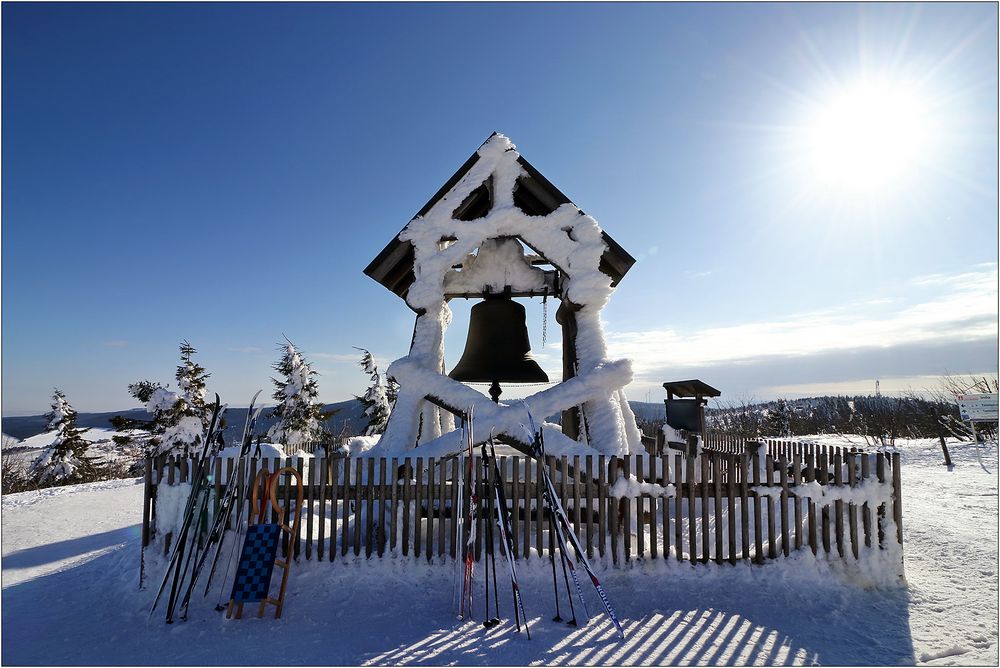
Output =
[{"x1": 542, "y1": 294, "x2": 548, "y2": 347}]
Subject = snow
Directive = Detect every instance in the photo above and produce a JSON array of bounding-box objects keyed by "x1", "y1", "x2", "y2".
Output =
[
  {"x1": 2, "y1": 435, "x2": 996, "y2": 665},
  {"x1": 444, "y1": 238, "x2": 550, "y2": 295},
  {"x1": 156, "y1": 414, "x2": 204, "y2": 455},
  {"x1": 145, "y1": 387, "x2": 180, "y2": 415},
  {"x1": 216, "y1": 442, "x2": 286, "y2": 460},
  {"x1": 609, "y1": 475, "x2": 676, "y2": 499}
]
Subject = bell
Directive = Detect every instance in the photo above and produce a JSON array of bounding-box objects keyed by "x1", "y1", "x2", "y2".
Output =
[{"x1": 449, "y1": 296, "x2": 549, "y2": 403}]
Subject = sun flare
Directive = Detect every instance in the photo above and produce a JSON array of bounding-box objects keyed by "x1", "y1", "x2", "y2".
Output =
[{"x1": 804, "y1": 82, "x2": 930, "y2": 192}]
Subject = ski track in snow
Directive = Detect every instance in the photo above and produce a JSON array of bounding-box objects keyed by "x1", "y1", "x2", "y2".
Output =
[{"x1": 1, "y1": 437, "x2": 996, "y2": 666}]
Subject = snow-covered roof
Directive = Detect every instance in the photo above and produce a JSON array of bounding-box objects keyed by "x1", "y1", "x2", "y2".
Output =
[{"x1": 364, "y1": 132, "x2": 635, "y2": 304}]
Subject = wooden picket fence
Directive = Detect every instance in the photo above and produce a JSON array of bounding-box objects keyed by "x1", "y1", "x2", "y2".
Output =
[{"x1": 141, "y1": 441, "x2": 903, "y2": 568}]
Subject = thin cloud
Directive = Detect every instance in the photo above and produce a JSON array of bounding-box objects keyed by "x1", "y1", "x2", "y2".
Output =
[
  {"x1": 312, "y1": 352, "x2": 361, "y2": 363},
  {"x1": 607, "y1": 265, "x2": 998, "y2": 381}
]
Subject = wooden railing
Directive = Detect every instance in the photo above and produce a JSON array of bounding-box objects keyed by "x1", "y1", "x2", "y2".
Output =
[{"x1": 141, "y1": 442, "x2": 903, "y2": 568}]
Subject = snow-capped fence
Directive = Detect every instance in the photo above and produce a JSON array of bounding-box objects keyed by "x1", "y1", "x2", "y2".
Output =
[{"x1": 141, "y1": 441, "x2": 902, "y2": 570}]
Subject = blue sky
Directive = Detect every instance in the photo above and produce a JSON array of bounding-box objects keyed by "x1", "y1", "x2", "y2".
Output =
[{"x1": 3, "y1": 2, "x2": 997, "y2": 415}]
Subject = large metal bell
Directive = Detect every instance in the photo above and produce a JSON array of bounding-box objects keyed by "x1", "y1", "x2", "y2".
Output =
[{"x1": 449, "y1": 297, "x2": 549, "y2": 399}]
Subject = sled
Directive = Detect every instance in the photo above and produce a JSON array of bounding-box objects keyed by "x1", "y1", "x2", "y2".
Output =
[{"x1": 225, "y1": 466, "x2": 303, "y2": 620}]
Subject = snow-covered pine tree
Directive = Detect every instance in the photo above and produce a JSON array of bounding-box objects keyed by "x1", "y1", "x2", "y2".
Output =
[
  {"x1": 117, "y1": 340, "x2": 217, "y2": 457},
  {"x1": 762, "y1": 398, "x2": 791, "y2": 437},
  {"x1": 354, "y1": 347, "x2": 390, "y2": 436},
  {"x1": 31, "y1": 389, "x2": 95, "y2": 485},
  {"x1": 176, "y1": 340, "x2": 210, "y2": 431},
  {"x1": 267, "y1": 341, "x2": 327, "y2": 449}
]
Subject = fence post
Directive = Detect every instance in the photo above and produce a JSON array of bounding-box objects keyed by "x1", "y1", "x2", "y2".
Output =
[
  {"x1": 846, "y1": 453, "x2": 859, "y2": 559},
  {"x1": 141, "y1": 458, "x2": 152, "y2": 549},
  {"x1": 686, "y1": 455, "x2": 697, "y2": 564},
  {"x1": 892, "y1": 452, "x2": 903, "y2": 548},
  {"x1": 876, "y1": 453, "x2": 886, "y2": 548},
  {"x1": 608, "y1": 457, "x2": 619, "y2": 565}
]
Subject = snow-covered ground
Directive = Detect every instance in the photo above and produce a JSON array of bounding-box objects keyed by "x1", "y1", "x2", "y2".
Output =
[
  {"x1": 3, "y1": 427, "x2": 141, "y2": 467},
  {"x1": 2, "y1": 436, "x2": 996, "y2": 665}
]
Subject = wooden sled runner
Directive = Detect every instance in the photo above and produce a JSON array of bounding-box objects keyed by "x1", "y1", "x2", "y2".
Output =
[{"x1": 226, "y1": 466, "x2": 303, "y2": 620}]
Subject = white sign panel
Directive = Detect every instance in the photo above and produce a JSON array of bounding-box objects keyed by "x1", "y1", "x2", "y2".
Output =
[{"x1": 955, "y1": 393, "x2": 999, "y2": 421}]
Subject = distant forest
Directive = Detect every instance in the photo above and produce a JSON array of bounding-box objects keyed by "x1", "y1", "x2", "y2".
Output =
[{"x1": 632, "y1": 379, "x2": 997, "y2": 448}]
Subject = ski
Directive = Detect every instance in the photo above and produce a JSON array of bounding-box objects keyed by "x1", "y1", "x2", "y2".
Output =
[
  {"x1": 453, "y1": 410, "x2": 468, "y2": 618},
  {"x1": 480, "y1": 444, "x2": 501, "y2": 628},
  {"x1": 459, "y1": 406, "x2": 477, "y2": 620},
  {"x1": 486, "y1": 437, "x2": 530, "y2": 638}
]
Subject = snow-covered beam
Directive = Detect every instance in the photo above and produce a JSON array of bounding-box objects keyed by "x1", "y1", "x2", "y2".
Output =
[{"x1": 376, "y1": 357, "x2": 633, "y2": 459}]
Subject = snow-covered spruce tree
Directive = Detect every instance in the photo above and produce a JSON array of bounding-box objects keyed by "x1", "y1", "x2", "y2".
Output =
[
  {"x1": 118, "y1": 340, "x2": 218, "y2": 458},
  {"x1": 267, "y1": 341, "x2": 328, "y2": 449},
  {"x1": 31, "y1": 389, "x2": 95, "y2": 485},
  {"x1": 176, "y1": 340, "x2": 210, "y2": 430},
  {"x1": 354, "y1": 347, "x2": 390, "y2": 436}
]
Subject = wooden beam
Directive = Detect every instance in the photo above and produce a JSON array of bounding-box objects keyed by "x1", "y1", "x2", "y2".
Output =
[{"x1": 557, "y1": 300, "x2": 581, "y2": 440}]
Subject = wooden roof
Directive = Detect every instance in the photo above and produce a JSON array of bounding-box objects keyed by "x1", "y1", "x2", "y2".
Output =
[
  {"x1": 662, "y1": 379, "x2": 722, "y2": 399},
  {"x1": 364, "y1": 134, "x2": 636, "y2": 302}
]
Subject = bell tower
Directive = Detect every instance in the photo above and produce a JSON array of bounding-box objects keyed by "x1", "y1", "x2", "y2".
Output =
[{"x1": 363, "y1": 133, "x2": 642, "y2": 457}]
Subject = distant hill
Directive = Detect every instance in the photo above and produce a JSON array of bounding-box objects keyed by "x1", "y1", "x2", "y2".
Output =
[
  {"x1": 3, "y1": 400, "x2": 668, "y2": 442},
  {"x1": 2, "y1": 399, "x2": 367, "y2": 443}
]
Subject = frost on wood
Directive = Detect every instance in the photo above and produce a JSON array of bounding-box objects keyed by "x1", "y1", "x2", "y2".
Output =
[
  {"x1": 377, "y1": 134, "x2": 639, "y2": 458},
  {"x1": 373, "y1": 356, "x2": 633, "y2": 459}
]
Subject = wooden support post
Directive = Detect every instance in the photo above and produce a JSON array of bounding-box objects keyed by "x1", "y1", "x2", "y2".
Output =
[
  {"x1": 401, "y1": 459, "x2": 411, "y2": 557},
  {"x1": 833, "y1": 452, "x2": 845, "y2": 558},
  {"x1": 317, "y1": 459, "x2": 327, "y2": 561},
  {"x1": 609, "y1": 457, "x2": 620, "y2": 565},
  {"x1": 585, "y1": 455, "x2": 594, "y2": 559},
  {"x1": 380, "y1": 458, "x2": 389, "y2": 557},
  {"x1": 686, "y1": 455, "x2": 697, "y2": 564},
  {"x1": 846, "y1": 453, "x2": 859, "y2": 559},
  {"x1": 413, "y1": 457, "x2": 424, "y2": 559},
  {"x1": 766, "y1": 456, "x2": 776, "y2": 560},
  {"x1": 818, "y1": 452, "x2": 831, "y2": 554},
  {"x1": 425, "y1": 457, "x2": 435, "y2": 561},
  {"x1": 779, "y1": 456, "x2": 790, "y2": 558},
  {"x1": 727, "y1": 455, "x2": 737, "y2": 564},
  {"x1": 598, "y1": 455, "x2": 607, "y2": 559},
  {"x1": 713, "y1": 456, "x2": 723, "y2": 564},
  {"x1": 892, "y1": 452, "x2": 903, "y2": 548},
  {"x1": 675, "y1": 453, "x2": 683, "y2": 562},
  {"x1": 522, "y1": 457, "x2": 532, "y2": 560},
  {"x1": 535, "y1": 457, "x2": 544, "y2": 559},
  {"x1": 635, "y1": 455, "x2": 645, "y2": 558},
  {"x1": 752, "y1": 452, "x2": 763, "y2": 563},
  {"x1": 556, "y1": 300, "x2": 581, "y2": 440}
]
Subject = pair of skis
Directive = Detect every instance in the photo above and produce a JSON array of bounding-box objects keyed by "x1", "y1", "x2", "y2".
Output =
[
  {"x1": 457, "y1": 408, "x2": 477, "y2": 621},
  {"x1": 522, "y1": 413, "x2": 626, "y2": 641}
]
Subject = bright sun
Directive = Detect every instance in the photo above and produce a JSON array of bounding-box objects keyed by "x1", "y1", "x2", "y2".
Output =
[{"x1": 804, "y1": 82, "x2": 929, "y2": 192}]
